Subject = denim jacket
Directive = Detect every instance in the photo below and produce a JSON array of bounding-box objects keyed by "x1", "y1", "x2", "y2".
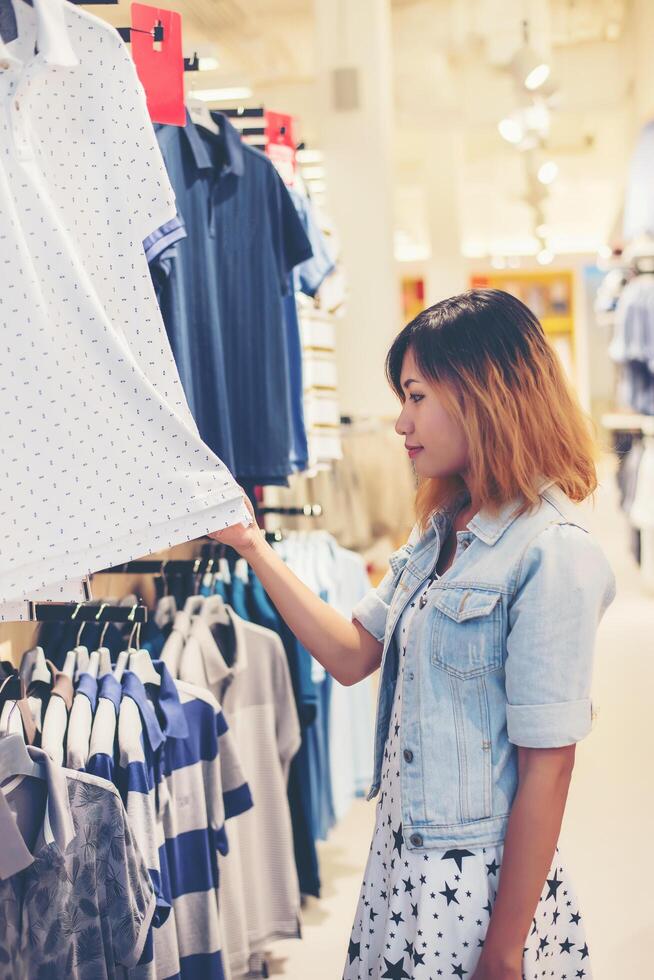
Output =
[{"x1": 352, "y1": 482, "x2": 616, "y2": 851}]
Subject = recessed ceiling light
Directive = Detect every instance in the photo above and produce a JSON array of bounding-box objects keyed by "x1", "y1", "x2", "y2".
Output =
[
  {"x1": 537, "y1": 160, "x2": 559, "y2": 185},
  {"x1": 498, "y1": 116, "x2": 524, "y2": 144}
]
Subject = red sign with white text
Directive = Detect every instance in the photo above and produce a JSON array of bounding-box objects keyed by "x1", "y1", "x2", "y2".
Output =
[{"x1": 130, "y1": 4, "x2": 185, "y2": 126}]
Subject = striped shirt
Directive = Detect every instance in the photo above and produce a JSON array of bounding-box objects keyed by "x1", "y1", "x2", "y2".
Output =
[{"x1": 117, "y1": 661, "x2": 253, "y2": 980}]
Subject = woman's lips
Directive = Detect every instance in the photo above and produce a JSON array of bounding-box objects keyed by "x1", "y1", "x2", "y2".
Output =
[{"x1": 407, "y1": 447, "x2": 423, "y2": 459}]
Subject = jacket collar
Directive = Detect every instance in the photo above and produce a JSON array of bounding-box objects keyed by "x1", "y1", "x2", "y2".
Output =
[
  {"x1": 466, "y1": 479, "x2": 557, "y2": 546},
  {"x1": 424, "y1": 479, "x2": 558, "y2": 549},
  {"x1": 183, "y1": 110, "x2": 245, "y2": 177},
  {"x1": 0, "y1": 0, "x2": 79, "y2": 68}
]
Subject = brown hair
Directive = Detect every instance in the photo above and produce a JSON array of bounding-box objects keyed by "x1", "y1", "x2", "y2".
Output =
[{"x1": 386, "y1": 288, "x2": 597, "y2": 530}]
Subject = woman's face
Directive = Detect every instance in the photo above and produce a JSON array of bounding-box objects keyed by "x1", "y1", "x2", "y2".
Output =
[{"x1": 394, "y1": 348, "x2": 469, "y2": 480}]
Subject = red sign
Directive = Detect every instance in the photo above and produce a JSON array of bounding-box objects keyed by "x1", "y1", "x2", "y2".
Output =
[
  {"x1": 130, "y1": 4, "x2": 185, "y2": 126},
  {"x1": 266, "y1": 111, "x2": 296, "y2": 186}
]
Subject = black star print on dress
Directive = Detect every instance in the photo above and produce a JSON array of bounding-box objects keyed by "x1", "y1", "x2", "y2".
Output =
[{"x1": 342, "y1": 579, "x2": 593, "y2": 979}]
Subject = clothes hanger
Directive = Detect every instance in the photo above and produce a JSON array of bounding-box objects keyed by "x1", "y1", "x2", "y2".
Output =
[
  {"x1": 29, "y1": 647, "x2": 51, "y2": 685},
  {"x1": 200, "y1": 594, "x2": 231, "y2": 626},
  {"x1": 0, "y1": 732, "x2": 47, "y2": 784},
  {"x1": 126, "y1": 621, "x2": 161, "y2": 687},
  {"x1": 112, "y1": 605, "x2": 137, "y2": 682},
  {"x1": 219, "y1": 557, "x2": 232, "y2": 586},
  {"x1": 186, "y1": 95, "x2": 220, "y2": 135},
  {"x1": 61, "y1": 648, "x2": 77, "y2": 679},
  {"x1": 86, "y1": 649, "x2": 100, "y2": 679},
  {"x1": 183, "y1": 594, "x2": 205, "y2": 616}
]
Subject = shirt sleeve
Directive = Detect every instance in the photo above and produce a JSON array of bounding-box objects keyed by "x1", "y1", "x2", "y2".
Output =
[
  {"x1": 103, "y1": 788, "x2": 156, "y2": 968},
  {"x1": 104, "y1": 32, "x2": 178, "y2": 242},
  {"x1": 505, "y1": 523, "x2": 616, "y2": 749},
  {"x1": 216, "y1": 708, "x2": 254, "y2": 821},
  {"x1": 271, "y1": 636, "x2": 302, "y2": 778},
  {"x1": 351, "y1": 524, "x2": 421, "y2": 643},
  {"x1": 293, "y1": 196, "x2": 336, "y2": 297},
  {"x1": 270, "y1": 166, "x2": 314, "y2": 295}
]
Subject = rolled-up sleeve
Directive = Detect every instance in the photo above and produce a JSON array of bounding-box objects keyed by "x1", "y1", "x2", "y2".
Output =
[
  {"x1": 505, "y1": 523, "x2": 616, "y2": 748},
  {"x1": 352, "y1": 526, "x2": 420, "y2": 643}
]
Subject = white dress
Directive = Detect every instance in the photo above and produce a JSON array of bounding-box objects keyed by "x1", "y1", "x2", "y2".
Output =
[{"x1": 343, "y1": 579, "x2": 593, "y2": 980}]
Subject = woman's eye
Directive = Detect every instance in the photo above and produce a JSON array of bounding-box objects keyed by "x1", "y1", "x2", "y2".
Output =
[{"x1": 409, "y1": 393, "x2": 424, "y2": 403}]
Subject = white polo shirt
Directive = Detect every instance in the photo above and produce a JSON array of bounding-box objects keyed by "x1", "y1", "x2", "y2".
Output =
[{"x1": 0, "y1": 0, "x2": 247, "y2": 617}]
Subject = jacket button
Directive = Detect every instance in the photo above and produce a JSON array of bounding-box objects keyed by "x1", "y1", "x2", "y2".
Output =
[
  {"x1": 403, "y1": 749, "x2": 413, "y2": 763},
  {"x1": 410, "y1": 833, "x2": 423, "y2": 847}
]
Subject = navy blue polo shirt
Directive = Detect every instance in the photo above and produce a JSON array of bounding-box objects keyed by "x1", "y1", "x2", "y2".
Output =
[{"x1": 153, "y1": 113, "x2": 313, "y2": 484}]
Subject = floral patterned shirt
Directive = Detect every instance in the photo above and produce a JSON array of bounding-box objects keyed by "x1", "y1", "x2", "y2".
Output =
[{"x1": 0, "y1": 748, "x2": 155, "y2": 980}]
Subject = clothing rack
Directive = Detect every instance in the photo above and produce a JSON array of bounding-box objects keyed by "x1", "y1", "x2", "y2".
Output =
[
  {"x1": 259, "y1": 504, "x2": 324, "y2": 517},
  {"x1": 221, "y1": 107, "x2": 266, "y2": 152},
  {"x1": 26, "y1": 601, "x2": 148, "y2": 623},
  {"x1": 99, "y1": 558, "x2": 221, "y2": 575}
]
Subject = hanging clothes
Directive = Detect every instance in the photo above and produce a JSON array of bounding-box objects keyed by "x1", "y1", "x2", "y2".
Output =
[
  {"x1": 0, "y1": 0, "x2": 248, "y2": 618},
  {"x1": 0, "y1": 745, "x2": 155, "y2": 980},
  {"x1": 164, "y1": 603, "x2": 302, "y2": 976},
  {"x1": 151, "y1": 112, "x2": 314, "y2": 484}
]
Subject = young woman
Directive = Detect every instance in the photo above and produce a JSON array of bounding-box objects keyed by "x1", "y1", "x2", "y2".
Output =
[{"x1": 212, "y1": 289, "x2": 615, "y2": 980}]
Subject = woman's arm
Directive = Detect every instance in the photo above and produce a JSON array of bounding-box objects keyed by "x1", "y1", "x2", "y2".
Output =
[
  {"x1": 473, "y1": 744, "x2": 576, "y2": 980},
  {"x1": 209, "y1": 509, "x2": 383, "y2": 687}
]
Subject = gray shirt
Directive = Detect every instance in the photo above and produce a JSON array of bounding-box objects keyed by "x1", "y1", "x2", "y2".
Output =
[{"x1": 0, "y1": 747, "x2": 155, "y2": 980}]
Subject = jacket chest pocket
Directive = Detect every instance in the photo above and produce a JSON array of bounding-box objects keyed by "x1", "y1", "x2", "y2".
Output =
[{"x1": 430, "y1": 588, "x2": 503, "y2": 679}]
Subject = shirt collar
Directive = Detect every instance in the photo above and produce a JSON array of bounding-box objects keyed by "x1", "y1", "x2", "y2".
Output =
[
  {"x1": 182, "y1": 110, "x2": 245, "y2": 178},
  {"x1": 75, "y1": 672, "x2": 98, "y2": 711},
  {"x1": 0, "y1": 0, "x2": 79, "y2": 69},
  {"x1": 0, "y1": 746, "x2": 75, "y2": 879},
  {"x1": 193, "y1": 604, "x2": 247, "y2": 687},
  {"x1": 97, "y1": 673, "x2": 121, "y2": 713},
  {"x1": 121, "y1": 671, "x2": 165, "y2": 752},
  {"x1": 151, "y1": 661, "x2": 189, "y2": 740}
]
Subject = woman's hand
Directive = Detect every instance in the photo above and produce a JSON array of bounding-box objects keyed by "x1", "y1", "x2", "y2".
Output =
[
  {"x1": 471, "y1": 947, "x2": 523, "y2": 980},
  {"x1": 208, "y1": 490, "x2": 265, "y2": 557}
]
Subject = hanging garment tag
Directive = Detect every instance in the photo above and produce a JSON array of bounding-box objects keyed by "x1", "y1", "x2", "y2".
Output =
[
  {"x1": 266, "y1": 111, "x2": 296, "y2": 186},
  {"x1": 130, "y1": 3, "x2": 185, "y2": 126}
]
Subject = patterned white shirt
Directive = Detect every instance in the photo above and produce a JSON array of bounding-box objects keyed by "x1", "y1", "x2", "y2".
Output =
[{"x1": 0, "y1": 0, "x2": 247, "y2": 617}]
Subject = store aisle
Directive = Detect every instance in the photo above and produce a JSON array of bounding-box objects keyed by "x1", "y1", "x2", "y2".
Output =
[{"x1": 269, "y1": 460, "x2": 652, "y2": 979}]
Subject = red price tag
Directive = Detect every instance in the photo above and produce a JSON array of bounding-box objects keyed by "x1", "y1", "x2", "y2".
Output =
[
  {"x1": 266, "y1": 111, "x2": 296, "y2": 186},
  {"x1": 130, "y1": 4, "x2": 185, "y2": 126}
]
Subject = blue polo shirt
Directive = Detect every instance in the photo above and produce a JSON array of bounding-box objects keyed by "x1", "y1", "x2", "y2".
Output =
[{"x1": 153, "y1": 113, "x2": 313, "y2": 484}]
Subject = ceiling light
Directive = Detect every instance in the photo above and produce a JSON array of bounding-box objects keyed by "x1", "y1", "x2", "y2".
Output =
[
  {"x1": 537, "y1": 160, "x2": 559, "y2": 185},
  {"x1": 198, "y1": 56, "x2": 220, "y2": 71},
  {"x1": 498, "y1": 115, "x2": 525, "y2": 145},
  {"x1": 191, "y1": 87, "x2": 253, "y2": 103},
  {"x1": 510, "y1": 42, "x2": 551, "y2": 93},
  {"x1": 537, "y1": 248, "x2": 554, "y2": 265},
  {"x1": 524, "y1": 63, "x2": 550, "y2": 91}
]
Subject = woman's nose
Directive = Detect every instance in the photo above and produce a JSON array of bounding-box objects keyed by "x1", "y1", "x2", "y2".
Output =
[{"x1": 395, "y1": 406, "x2": 412, "y2": 436}]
